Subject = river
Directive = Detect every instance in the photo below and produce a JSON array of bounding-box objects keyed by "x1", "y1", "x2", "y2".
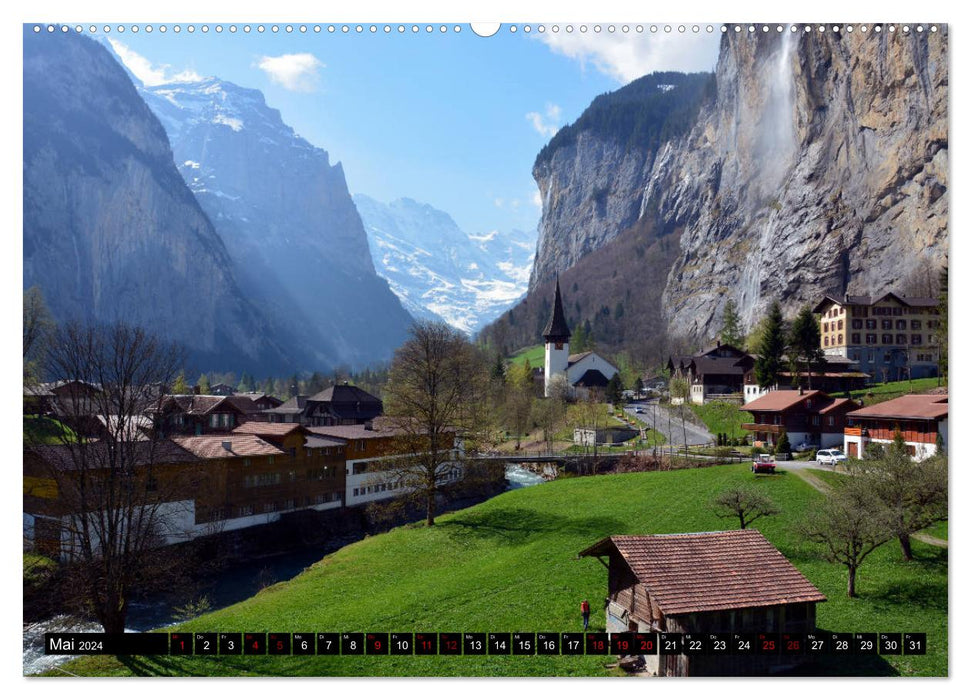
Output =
[{"x1": 23, "y1": 464, "x2": 545, "y2": 675}]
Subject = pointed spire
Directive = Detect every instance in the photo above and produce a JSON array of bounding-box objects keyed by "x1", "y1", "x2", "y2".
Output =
[{"x1": 543, "y1": 274, "x2": 572, "y2": 342}]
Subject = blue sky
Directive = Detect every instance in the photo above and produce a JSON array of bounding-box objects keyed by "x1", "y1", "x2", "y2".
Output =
[{"x1": 106, "y1": 25, "x2": 720, "y2": 236}]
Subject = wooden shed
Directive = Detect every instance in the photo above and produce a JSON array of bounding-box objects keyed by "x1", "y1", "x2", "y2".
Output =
[{"x1": 580, "y1": 530, "x2": 826, "y2": 676}]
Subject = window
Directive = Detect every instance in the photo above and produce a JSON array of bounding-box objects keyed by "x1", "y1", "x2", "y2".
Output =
[
  {"x1": 263, "y1": 503, "x2": 275, "y2": 513},
  {"x1": 210, "y1": 414, "x2": 219, "y2": 428},
  {"x1": 238, "y1": 505, "x2": 253, "y2": 517},
  {"x1": 911, "y1": 320, "x2": 922, "y2": 330},
  {"x1": 882, "y1": 334, "x2": 893, "y2": 344},
  {"x1": 243, "y1": 458, "x2": 251, "y2": 467},
  {"x1": 895, "y1": 320, "x2": 905, "y2": 330},
  {"x1": 866, "y1": 334, "x2": 876, "y2": 345},
  {"x1": 896, "y1": 334, "x2": 906, "y2": 345},
  {"x1": 824, "y1": 336, "x2": 829, "y2": 347},
  {"x1": 811, "y1": 416, "x2": 819, "y2": 426},
  {"x1": 353, "y1": 488, "x2": 359, "y2": 496},
  {"x1": 268, "y1": 456, "x2": 274, "y2": 465},
  {"x1": 146, "y1": 475, "x2": 158, "y2": 492},
  {"x1": 868, "y1": 351, "x2": 875, "y2": 362},
  {"x1": 850, "y1": 352, "x2": 859, "y2": 361},
  {"x1": 827, "y1": 416, "x2": 835, "y2": 426},
  {"x1": 283, "y1": 499, "x2": 295, "y2": 510},
  {"x1": 838, "y1": 320, "x2": 843, "y2": 330},
  {"x1": 837, "y1": 334, "x2": 843, "y2": 345},
  {"x1": 892, "y1": 307, "x2": 903, "y2": 316},
  {"x1": 851, "y1": 333, "x2": 860, "y2": 344},
  {"x1": 911, "y1": 334, "x2": 922, "y2": 345},
  {"x1": 823, "y1": 322, "x2": 829, "y2": 333},
  {"x1": 852, "y1": 319, "x2": 863, "y2": 329},
  {"x1": 357, "y1": 440, "x2": 366, "y2": 451},
  {"x1": 288, "y1": 447, "x2": 297, "y2": 459},
  {"x1": 881, "y1": 320, "x2": 892, "y2": 330},
  {"x1": 866, "y1": 319, "x2": 876, "y2": 330}
]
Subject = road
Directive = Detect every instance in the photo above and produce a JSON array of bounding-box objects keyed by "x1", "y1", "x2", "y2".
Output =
[{"x1": 623, "y1": 400, "x2": 714, "y2": 446}]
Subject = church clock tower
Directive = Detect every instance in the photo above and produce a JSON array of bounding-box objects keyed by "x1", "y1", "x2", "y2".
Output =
[{"x1": 542, "y1": 276, "x2": 572, "y2": 397}]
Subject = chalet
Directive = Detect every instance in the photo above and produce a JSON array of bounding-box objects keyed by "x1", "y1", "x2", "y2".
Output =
[
  {"x1": 814, "y1": 292, "x2": 942, "y2": 381},
  {"x1": 668, "y1": 343, "x2": 752, "y2": 405},
  {"x1": 232, "y1": 392, "x2": 284, "y2": 412},
  {"x1": 263, "y1": 384, "x2": 383, "y2": 427},
  {"x1": 541, "y1": 278, "x2": 620, "y2": 398},
  {"x1": 155, "y1": 394, "x2": 251, "y2": 435},
  {"x1": 741, "y1": 390, "x2": 860, "y2": 449},
  {"x1": 309, "y1": 418, "x2": 461, "y2": 508},
  {"x1": 208, "y1": 383, "x2": 237, "y2": 396},
  {"x1": 844, "y1": 394, "x2": 948, "y2": 460},
  {"x1": 580, "y1": 530, "x2": 826, "y2": 676},
  {"x1": 742, "y1": 355, "x2": 869, "y2": 402},
  {"x1": 23, "y1": 380, "x2": 102, "y2": 417}
]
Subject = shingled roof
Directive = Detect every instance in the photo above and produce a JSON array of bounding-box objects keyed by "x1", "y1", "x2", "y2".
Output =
[
  {"x1": 542, "y1": 276, "x2": 571, "y2": 342},
  {"x1": 171, "y1": 434, "x2": 285, "y2": 459},
  {"x1": 848, "y1": 394, "x2": 948, "y2": 421},
  {"x1": 580, "y1": 530, "x2": 825, "y2": 615}
]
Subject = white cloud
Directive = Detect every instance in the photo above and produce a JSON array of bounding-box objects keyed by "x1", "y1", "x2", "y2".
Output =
[
  {"x1": 494, "y1": 197, "x2": 504, "y2": 208},
  {"x1": 256, "y1": 53, "x2": 325, "y2": 92},
  {"x1": 537, "y1": 30, "x2": 720, "y2": 84},
  {"x1": 525, "y1": 103, "x2": 562, "y2": 138},
  {"x1": 531, "y1": 189, "x2": 543, "y2": 208},
  {"x1": 107, "y1": 39, "x2": 202, "y2": 86}
]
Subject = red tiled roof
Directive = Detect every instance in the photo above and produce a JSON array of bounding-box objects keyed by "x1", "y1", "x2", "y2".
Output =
[
  {"x1": 171, "y1": 435, "x2": 285, "y2": 459},
  {"x1": 580, "y1": 530, "x2": 825, "y2": 615},
  {"x1": 849, "y1": 394, "x2": 948, "y2": 421},
  {"x1": 233, "y1": 421, "x2": 305, "y2": 437},
  {"x1": 817, "y1": 398, "x2": 860, "y2": 415},
  {"x1": 741, "y1": 390, "x2": 827, "y2": 412}
]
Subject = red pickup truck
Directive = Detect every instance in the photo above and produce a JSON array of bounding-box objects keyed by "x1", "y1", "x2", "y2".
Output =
[{"x1": 752, "y1": 454, "x2": 777, "y2": 474}]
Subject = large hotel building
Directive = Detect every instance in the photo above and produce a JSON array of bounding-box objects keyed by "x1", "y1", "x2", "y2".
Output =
[{"x1": 813, "y1": 292, "x2": 942, "y2": 382}]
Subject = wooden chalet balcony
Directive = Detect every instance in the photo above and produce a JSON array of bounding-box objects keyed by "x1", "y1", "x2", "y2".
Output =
[
  {"x1": 845, "y1": 427, "x2": 863, "y2": 437},
  {"x1": 741, "y1": 423, "x2": 783, "y2": 434}
]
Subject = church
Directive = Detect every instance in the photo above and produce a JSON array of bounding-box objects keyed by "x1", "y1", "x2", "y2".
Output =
[{"x1": 542, "y1": 277, "x2": 620, "y2": 398}]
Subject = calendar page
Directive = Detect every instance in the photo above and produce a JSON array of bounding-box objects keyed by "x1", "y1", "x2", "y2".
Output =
[{"x1": 22, "y1": 12, "x2": 949, "y2": 681}]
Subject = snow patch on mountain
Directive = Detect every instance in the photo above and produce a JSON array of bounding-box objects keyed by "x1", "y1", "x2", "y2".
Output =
[{"x1": 354, "y1": 194, "x2": 536, "y2": 335}]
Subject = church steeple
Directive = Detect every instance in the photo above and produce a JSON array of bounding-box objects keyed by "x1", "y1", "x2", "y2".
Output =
[{"x1": 543, "y1": 275, "x2": 572, "y2": 343}]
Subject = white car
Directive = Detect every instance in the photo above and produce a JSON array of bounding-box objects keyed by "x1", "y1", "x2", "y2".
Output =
[
  {"x1": 794, "y1": 441, "x2": 818, "y2": 452},
  {"x1": 816, "y1": 449, "x2": 848, "y2": 466}
]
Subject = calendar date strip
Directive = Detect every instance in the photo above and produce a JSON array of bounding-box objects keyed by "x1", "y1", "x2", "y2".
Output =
[{"x1": 45, "y1": 631, "x2": 927, "y2": 656}]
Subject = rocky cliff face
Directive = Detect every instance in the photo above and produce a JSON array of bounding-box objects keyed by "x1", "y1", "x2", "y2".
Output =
[
  {"x1": 523, "y1": 28, "x2": 948, "y2": 346},
  {"x1": 23, "y1": 29, "x2": 303, "y2": 374},
  {"x1": 137, "y1": 76, "x2": 414, "y2": 368}
]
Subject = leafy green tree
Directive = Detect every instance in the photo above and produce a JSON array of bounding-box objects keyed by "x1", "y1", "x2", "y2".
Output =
[
  {"x1": 634, "y1": 376, "x2": 644, "y2": 398},
  {"x1": 798, "y1": 481, "x2": 892, "y2": 597},
  {"x1": 606, "y1": 373, "x2": 624, "y2": 405},
  {"x1": 572, "y1": 323, "x2": 589, "y2": 353},
  {"x1": 775, "y1": 430, "x2": 791, "y2": 456},
  {"x1": 307, "y1": 371, "x2": 326, "y2": 395},
  {"x1": 789, "y1": 305, "x2": 825, "y2": 390},
  {"x1": 505, "y1": 359, "x2": 534, "y2": 450},
  {"x1": 197, "y1": 374, "x2": 210, "y2": 394},
  {"x1": 754, "y1": 302, "x2": 786, "y2": 389},
  {"x1": 171, "y1": 371, "x2": 188, "y2": 394},
  {"x1": 236, "y1": 372, "x2": 253, "y2": 393},
  {"x1": 719, "y1": 298, "x2": 745, "y2": 349},
  {"x1": 853, "y1": 430, "x2": 948, "y2": 560},
  {"x1": 711, "y1": 486, "x2": 781, "y2": 529}
]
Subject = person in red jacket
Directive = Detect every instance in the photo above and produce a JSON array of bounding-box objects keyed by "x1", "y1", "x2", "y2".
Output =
[{"x1": 581, "y1": 599, "x2": 591, "y2": 630}]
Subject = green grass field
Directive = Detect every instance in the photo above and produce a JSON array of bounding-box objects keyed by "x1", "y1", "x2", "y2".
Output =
[
  {"x1": 508, "y1": 345, "x2": 545, "y2": 368},
  {"x1": 849, "y1": 378, "x2": 943, "y2": 405},
  {"x1": 687, "y1": 401, "x2": 753, "y2": 441},
  {"x1": 48, "y1": 463, "x2": 946, "y2": 678}
]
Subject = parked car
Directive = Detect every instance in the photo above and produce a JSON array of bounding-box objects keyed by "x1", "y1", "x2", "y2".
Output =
[
  {"x1": 634, "y1": 408, "x2": 645, "y2": 414},
  {"x1": 816, "y1": 449, "x2": 847, "y2": 466},
  {"x1": 752, "y1": 454, "x2": 776, "y2": 474},
  {"x1": 794, "y1": 441, "x2": 818, "y2": 452}
]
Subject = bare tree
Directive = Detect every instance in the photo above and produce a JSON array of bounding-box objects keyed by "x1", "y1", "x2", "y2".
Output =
[
  {"x1": 25, "y1": 321, "x2": 188, "y2": 633},
  {"x1": 381, "y1": 321, "x2": 490, "y2": 526},
  {"x1": 711, "y1": 486, "x2": 781, "y2": 529},
  {"x1": 669, "y1": 370, "x2": 691, "y2": 457}
]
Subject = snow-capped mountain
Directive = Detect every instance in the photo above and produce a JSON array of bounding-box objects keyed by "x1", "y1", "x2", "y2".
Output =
[
  {"x1": 353, "y1": 195, "x2": 535, "y2": 334},
  {"x1": 133, "y1": 74, "x2": 414, "y2": 369}
]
